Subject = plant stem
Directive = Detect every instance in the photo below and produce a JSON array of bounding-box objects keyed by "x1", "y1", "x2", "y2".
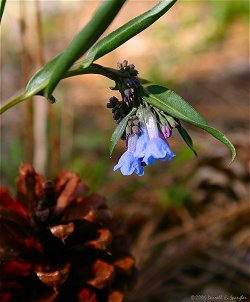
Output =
[
  {"x1": 0, "y1": 94, "x2": 25, "y2": 113},
  {"x1": 65, "y1": 63, "x2": 127, "y2": 81},
  {"x1": 0, "y1": 63, "x2": 129, "y2": 114}
]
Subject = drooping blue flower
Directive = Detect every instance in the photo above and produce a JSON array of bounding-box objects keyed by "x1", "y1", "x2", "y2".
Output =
[
  {"x1": 134, "y1": 109, "x2": 175, "y2": 165},
  {"x1": 143, "y1": 137, "x2": 175, "y2": 165},
  {"x1": 114, "y1": 134, "x2": 144, "y2": 176},
  {"x1": 114, "y1": 107, "x2": 175, "y2": 176},
  {"x1": 134, "y1": 126, "x2": 149, "y2": 158}
]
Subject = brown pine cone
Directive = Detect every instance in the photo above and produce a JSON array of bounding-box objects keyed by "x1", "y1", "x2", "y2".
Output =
[{"x1": 0, "y1": 164, "x2": 136, "y2": 302}]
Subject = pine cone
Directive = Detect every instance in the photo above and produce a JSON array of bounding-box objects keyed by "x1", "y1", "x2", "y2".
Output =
[{"x1": 0, "y1": 164, "x2": 136, "y2": 302}]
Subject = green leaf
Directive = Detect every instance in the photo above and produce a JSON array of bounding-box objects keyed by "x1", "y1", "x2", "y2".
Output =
[
  {"x1": 83, "y1": 0, "x2": 178, "y2": 68},
  {"x1": 25, "y1": 54, "x2": 62, "y2": 99},
  {"x1": 144, "y1": 85, "x2": 207, "y2": 124},
  {"x1": 1, "y1": 0, "x2": 177, "y2": 113},
  {"x1": 45, "y1": 0, "x2": 126, "y2": 98},
  {"x1": 143, "y1": 85, "x2": 236, "y2": 162},
  {"x1": 176, "y1": 123, "x2": 197, "y2": 156},
  {"x1": 0, "y1": 0, "x2": 6, "y2": 23},
  {"x1": 109, "y1": 108, "x2": 137, "y2": 157}
]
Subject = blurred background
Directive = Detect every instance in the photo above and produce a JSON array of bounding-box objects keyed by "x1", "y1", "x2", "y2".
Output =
[{"x1": 1, "y1": 1, "x2": 249, "y2": 301}]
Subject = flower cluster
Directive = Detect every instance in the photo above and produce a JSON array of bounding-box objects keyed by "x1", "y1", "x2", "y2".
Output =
[
  {"x1": 106, "y1": 61, "x2": 177, "y2": 176},
  {"x1": 114, "y1": 106, "x2": 175, "y2": 176},
  {"x1": 106, "y1": 60, "x2": 142, "y2": 124},
  {"x1": 107, "y1": 96, "x2": 129, "y2": 124},
  {"x1": 116, "y1": 60, "x2": 141, "y2": 104}
]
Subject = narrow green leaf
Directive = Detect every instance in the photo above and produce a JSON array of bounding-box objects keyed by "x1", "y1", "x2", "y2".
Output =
[
  {"x1": 143, "y1": 85, "x2": 236, "y2": 162},
  {"x1": 83, "y1": 0, "x2": 178, "y2": 68},
  {"x1": 1, "y1": 0, "x2": 177, "y2": 112},
  {"x1": 176, "y1": 124, "x2": 197, "y2": 156},
  {"x1": 110, "y1": 108, "x2": 137, "y2": 157},
  {"x1": 197, "y1": 125, "x2": 236, "y2": 163},
  {"x1": 25, "y1": 54, "x2": 62, "y2": 98},
  {"x1": 0, "y1": 0, "x2": 7, "y2": 23},
  {"x1": 45, "y1": 0, "x2": 126, "y2": 99},
  {"x1": 144, "y1": 85, "x2": 207, "y2": 125}
]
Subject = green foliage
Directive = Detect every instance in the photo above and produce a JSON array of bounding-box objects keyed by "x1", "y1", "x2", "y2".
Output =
[
  {"x1": 45, "y1": 0, "x2": 127, "y2": 99},
  {"x1": 1, "y1": 0, "x2": 237, "y2": 175},
  {"x1": 83, "y1": 0, "x2": 177, "y2": 68},
  {"x1": 0, "y1": 0, "x2": 178, "y2": 113},
  {"x1": 176, "y1": 123, "x2": 197, "y2": 156},
  {"x1": 0, "y1": 0, "x2": 6, "y2": 23},
  {"x1": 144, "y1": 85, "x2": 207, "y2": 124},
  {"x1": 143, "y1": 85, "x2": 236, "y2": 162}
]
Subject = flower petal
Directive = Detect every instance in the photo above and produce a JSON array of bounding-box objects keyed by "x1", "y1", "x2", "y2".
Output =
[
  {"x1": 143, "y1": 137, "x2": 175, "y2": 165},
  {"x1": 134, "y1": 131, "x2": 149, "y2": 158},
  {"x1": 114, "y1": 151, "x2": 144, "y2": 176}
]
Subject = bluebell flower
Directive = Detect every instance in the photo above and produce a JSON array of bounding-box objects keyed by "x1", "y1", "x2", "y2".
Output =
[
  {"x1": 144, "y1": 137, "x2": 175, "y2": 165},
  {"x1": 134, "y1": 126, "x2": 149, "y2": 158},
  {"x1": 114, "y1": 107, "x2": 175, "y2": 176},
  {"x1": 134, "y1": 110, "x2": 175, "y2": 165},
  {"x1": 114, "y1": 134, "x2": 144, "y2": 176}
]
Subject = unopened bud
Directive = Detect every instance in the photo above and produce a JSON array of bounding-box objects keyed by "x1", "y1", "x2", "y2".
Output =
[
  {"x1": 112, "y1": 103, "x2": 120, "y2": 113},
  {"x1": 161, "y1": 125, "x2": 172, "y2": 139},
  {"x1": 107, "y1": 96, "x2": 118, "y2": 108},
  {"x1": 113, "y1": 111, "x2": 120, "y2": 120},
  {"x1": 124, "y1": 89, "x2": 133, "y2": 100},
  {"x1": 131, "y1": 77, "x2": 141, "y2": 89},
  {"x1": 126, "y1": 125, "x2": 132, "y2": 135},
  {"x1": 132, "y1": 125, "x2": 140, "y2": 135},
  {"x1": 122, "y1": 95, "x2": 129, "y2": 103},
  {"x1": 129, "y1": 69, "x2": 139, "y2": 76},
  {"x1": 133, "y1": 119, "x2": 140, "y2": 126},
  {"x1": 127, "y1": 120, "x2": 133, "y2": 127},
  {"x1": 122, "y1": 60, "x2": 128, "y2": 68},
  {"x1": 166, "y1": 116, "x2": 178, "y2": 128},
  {"x1": 124, "y1": 78, "x2": 134, "y2": 88},
  {"x1": 110, "y1": 96, "x2": 118, "y2": 104},
  {"x1": 107, "y1": 103, "x2": 113, "y2": 109}
]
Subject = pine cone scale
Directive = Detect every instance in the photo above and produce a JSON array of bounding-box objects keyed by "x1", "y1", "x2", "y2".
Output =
[{"x1": 0, "y1": 164, "x2": 137, "y2": 301}]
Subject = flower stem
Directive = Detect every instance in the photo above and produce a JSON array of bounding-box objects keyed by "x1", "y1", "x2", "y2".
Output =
[
  {"x1": 0, "y1": 63, "x2": 130, "y2": 114},
  {"x1": 0, "y1": 94, "x2": 26, "y2": 114}
]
